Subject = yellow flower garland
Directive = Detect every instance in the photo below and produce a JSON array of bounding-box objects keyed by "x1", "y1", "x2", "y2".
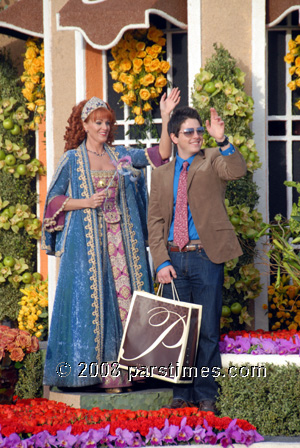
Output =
[
  {"x1": 18, "y1": 280, "x2": 48, "y2": 340},
  {"x1": 109, "y1": 26, "x2": 170, "y2": 125},
  {"x1": 21, "y1": 38, "x2": 45, "y2": 130},
  {"x1": 284, "y1": 35, "x2": 300, "y2": 110}
]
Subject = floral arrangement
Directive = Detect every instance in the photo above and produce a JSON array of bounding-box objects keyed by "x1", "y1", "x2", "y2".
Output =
[
  {"x1": 21, "y1": 38, "x2": 45, "y2": 130},
  {"x1": 0, "y1": 398, "x2": 263, "y2": 447},
  {"x1": 109, "y1": 26, "x2": 170, "y2": 127},
  {"x1": 0, "y1": 325, "x2": 39, "y2": 364},
  {"x1": 18, "y1": 280, "x2": 48, "y2": 340},
  {"x1": 220, "y1": 329, "x2": 300, "y2": 355},
  {"x1": 0, "y1": 197, "x2": 41, "y2": 238},
  {"x1": 266, "y1": 274, "x2": 300, "y2": 331},
  {"x1": 284, "y1": 35, "x2": 300, "y2": 110},
  {"x1": 192, "y1": 61, "x2": 261, "y2": 173},
  {"x1": 0, "y1": 252, "x2": 41, "y2": 288}
]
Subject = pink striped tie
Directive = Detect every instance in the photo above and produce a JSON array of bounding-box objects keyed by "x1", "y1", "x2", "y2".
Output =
[{"x1": 173, "y1": 161, "x2": 189, "y2": 250}]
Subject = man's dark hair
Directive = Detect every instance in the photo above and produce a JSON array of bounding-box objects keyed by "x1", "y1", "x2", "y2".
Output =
[{"x1": 167, "y1": 107, "x2": 202, "y2": 137}]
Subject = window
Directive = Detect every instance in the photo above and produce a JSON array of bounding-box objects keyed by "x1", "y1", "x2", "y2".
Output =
[
  {"x1": 268, "y1": 11, "x2": 300, "y2": 221},
  {"x1": 105, "y1": 15, "x2": 187, "y2": 148}
]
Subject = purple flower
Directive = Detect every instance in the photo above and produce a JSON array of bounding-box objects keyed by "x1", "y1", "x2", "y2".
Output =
[
  {"x1": 193, "y1": 425, "x2": 206, "y2": 443},
  {"x1": 56, "y1": 426, "x2": 77, "y2": 448},
  {"x1": 131, "y1": 433, "x2": 145, "y2": 447},
  {"x1": 145, "y1": 427, "x2": 163, "y2": 446},
  {"x1": 261, "y1": 339, "x2": 278, "y2": 354},
  {"x1": 233, "y1": 336, "x2": 251, "y2": 354},
  {"x1": 221, "y1": 336, "x2": 236, "y2": 353},
  {"x1": 277, "y1": 339, "x2": 294, "y2": 355},
  {"x1": 289, "y1": 334, "x2": 300, "y2": 354},
  {"x1": 115, "y1": 428, "x2": 135, "y2": 447},
  {"x1": 35, "y1": 431, "x2": 58, "y2": 448},
  {"x1": 203, "y1": 419, "x2": 218, "y2": 445},
  {"x1": 217, "y1": 431, "x2": 234, "y2": 448},
  {"x1": 176, "y1": 417, "x2": 194, "y2": 442},
  {"x1": 161, "y1": 419, "x2": 178, "y2": 444}
]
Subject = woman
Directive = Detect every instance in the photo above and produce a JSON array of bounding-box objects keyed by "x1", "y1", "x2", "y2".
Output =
[{"x1": 42, "y1": 89, "x2": 180, "y2": 389}]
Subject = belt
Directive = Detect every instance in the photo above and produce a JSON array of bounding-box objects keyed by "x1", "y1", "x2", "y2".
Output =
[{"x1": 167, "y1": 243, "x2": 203, "y2": 252}]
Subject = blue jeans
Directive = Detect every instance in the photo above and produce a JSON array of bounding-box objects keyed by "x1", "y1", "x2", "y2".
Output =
[{"x1": 163, "y1": 248, "x2": 224, "y2": 403}]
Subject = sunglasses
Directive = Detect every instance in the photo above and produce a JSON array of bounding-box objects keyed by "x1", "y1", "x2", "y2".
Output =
[{"x1": 178, "y1": 126, "x2": 205, "y2": 137}]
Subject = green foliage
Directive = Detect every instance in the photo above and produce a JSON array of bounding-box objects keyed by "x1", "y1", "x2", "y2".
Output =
[
  {"x1": 192, "y1": 44, "x2": 262, "y2": 331},
  {"x1": 15, "y1": 351, "x2": 43, "y2": 399},
  {"x1": 216, "y1": 363, "x2": 300, "y2": 436},
  {"x1": 0, "y1": 49, "x2": 41, "y2": 323}
]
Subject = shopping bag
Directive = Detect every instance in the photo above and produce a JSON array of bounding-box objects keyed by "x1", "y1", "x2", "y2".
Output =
[{"x1": 117, "y1": 282, "x2": 202, "y2": 384}]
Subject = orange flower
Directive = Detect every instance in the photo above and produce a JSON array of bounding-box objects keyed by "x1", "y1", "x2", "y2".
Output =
[
  {"x1": 287, "y1": 80, "x2": 296, "y2": 91},
  {"x1": 144, "y1": 55, "x2": 153, "y2": 67},
  {"x1": 284, "y1": 53, "x2": 294, "y2": 64},
  {"x1": 10, "y1": 347, "x2": 24, "y2": 362},
  {"x1": 133, "y1": 106, "x2": 142, "y2": 115},
  {"x1": 295, "y1": 56, "x2": 300, "y2": 67},
  {"x1": 119, "y1": 72, "x2": 128, "y2": 84},
  {"x1": 147, "y1": 26, "x2": 164, "y2": 42}
]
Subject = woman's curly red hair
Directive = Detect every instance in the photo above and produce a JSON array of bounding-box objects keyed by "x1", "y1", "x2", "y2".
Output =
[{"x1": 64, "y1": 99, "x2": 117, "y2": 151}]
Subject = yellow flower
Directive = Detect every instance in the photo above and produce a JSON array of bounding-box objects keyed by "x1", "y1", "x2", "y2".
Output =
[
  {"x1": 132, "y1": 58, "x2": 143, "y2": 72},
  {"x1": 119, "y1": 72, "x2": 128, "y2": 84},
  {"x1": 108, "y1": 60, "x2": 117, "y2": 70},
  {"x1": 295, "y1": 100, "x2": 300, "y2": 110},
  {"x1": 22, "y1": 88, "x2": 34, "y2": 102},
  {"x1": 139, "y1": 88, "x2": 151, "y2": 101},
  {"x1": 120, "y1": 94, "x2": 132, "y2": 106},
  {"x1": 291, "y1": 47, "x2": 300, "y2": 55},
  {"x1": 289, "y1": 66, "x2": 296, "y2": 75},
  {"x1": 288, "y1": 39, "x2": 297, "y2": 50},
  {"x1": 137, "y1": 51, "x2": 147, "y2": 59},
  {"x1": 157, "y1": 37, "x2": 166, "y2": 47},
  {"x1": 110, "y1": 70, "x2": 119, "y2": 80},
  {"x1": 135, "y1": 115, "x2": 145, "y2": 125},
  {"x1": 113, "y1": 82, "x2": 124, "y2": 93},
  {"x1": 149, "y1": 59, "x2": 161, "y2": 72},
  {"x1": 150, "y1": 87, "x2": 158, "y2": 98},
  {"x1": 295, "y1": 57, "x2": 300, "y2": 67},
  {"x1": 36, "y1": 106, "x2": 45, "y2": 115},
  {"x1": 147, "y1": 26, "x2": 164, "y2": 42},
  {"x1": 25, "y1": 47, "x2": 38, "y2": 59},
  {"x1": 35, "y1": 99, "x2": 45, "y2": 106},
  {"x1": 119, "y1": 58, "x2": 132, "y2": 72},
  {"x1": 146, "y1": 46, "x2": 160, "y2": 58},
  {"x1": 129, "y1": 50, "x2": 138, "y2": 61},
  {"x1": 143, "y1": 102, "x2": 152, "y2": 112},
  {"x1": 284, "y1": 53, "x2": 294, "y2": 64},
  {"x1": 133, "y1": 106, "x2": 142, "y2": 115},
  {"x1": 127, "y1": 90, "x2": 136, "y2": 102},
  {"x1": 136, "y1": 42, "x2": 145, "y2": 52},
  {"x1": 296, "y1": 78, "x2": 300, "y2": 87},
  {"x1": 155, "y1": 75, "x2": 167, "y2": 88},
  {"x1": 160, "y1": 61, "x2": 170, "y2": 74},
  {"x1": 140, "y1": 73, "x2": 155, "y2": 86},
  {"x1": 287, "y1": 80, "x2": 296, "y2": 90},
  {"x1": 152, "y1": 44, "x2": 162, "y2": 54},
  {"x1": 144, "y1": 55, "x2": 153, "y2": 67}
]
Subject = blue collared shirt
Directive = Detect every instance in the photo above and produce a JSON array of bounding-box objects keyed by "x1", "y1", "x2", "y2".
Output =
[{"x1": 156, "y1": 144, "x2": 235, "y2": 273}]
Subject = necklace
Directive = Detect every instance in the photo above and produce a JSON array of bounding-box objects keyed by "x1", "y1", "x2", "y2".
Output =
[{"x1": 87, "y1": 149, "x2": 106, "y2": 157}]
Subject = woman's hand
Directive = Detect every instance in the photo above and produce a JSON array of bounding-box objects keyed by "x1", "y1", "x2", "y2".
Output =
[
  {"x1": 89, "y1": 191, "x2": 106, "y2": 209},
  {"x1": 205, "y1": 107, "x2": 226, "y2": 141},
  {"x1": 160, "y1": 87, "x2": 181, "y2": 119}
]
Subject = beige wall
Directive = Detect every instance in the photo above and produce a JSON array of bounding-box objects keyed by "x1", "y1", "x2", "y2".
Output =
[
  {"x1": 51, "y1": 0, "x2": 77, "y2": 167},
  {"x1": 201, "y1": 0, "x2": 252, "y2": 95}
]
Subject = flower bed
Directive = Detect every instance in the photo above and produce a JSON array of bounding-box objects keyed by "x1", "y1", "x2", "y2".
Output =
[
  {"x1": 220, "y1": 329, "x2": 300, "y2": 355},
  {"x1": 0, "y1": 398, "x2": 263, "y2": 447}
]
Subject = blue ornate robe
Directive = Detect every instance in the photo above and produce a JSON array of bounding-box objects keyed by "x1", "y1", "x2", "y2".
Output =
[{"x1": 42, "y1": 142, "x2": 165, "y2": 386}]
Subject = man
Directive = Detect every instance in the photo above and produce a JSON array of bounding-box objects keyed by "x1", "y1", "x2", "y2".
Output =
[{"x1": 147, "y1": 106, "x2": 247, "y2": 412}]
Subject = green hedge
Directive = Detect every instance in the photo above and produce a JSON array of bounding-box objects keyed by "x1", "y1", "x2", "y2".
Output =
[{"x1": 216, "y1": 363, "x2": 300, "y2": 435}]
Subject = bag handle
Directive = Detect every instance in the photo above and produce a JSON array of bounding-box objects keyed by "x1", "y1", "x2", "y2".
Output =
[{"x1": 157, "y1": 279, "x2": 180, "y2": 302}]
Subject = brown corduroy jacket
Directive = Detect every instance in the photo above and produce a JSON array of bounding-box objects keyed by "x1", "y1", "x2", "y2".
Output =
[{"x1": 147, "y1": 147, "x2": 247, "y2": 271}]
